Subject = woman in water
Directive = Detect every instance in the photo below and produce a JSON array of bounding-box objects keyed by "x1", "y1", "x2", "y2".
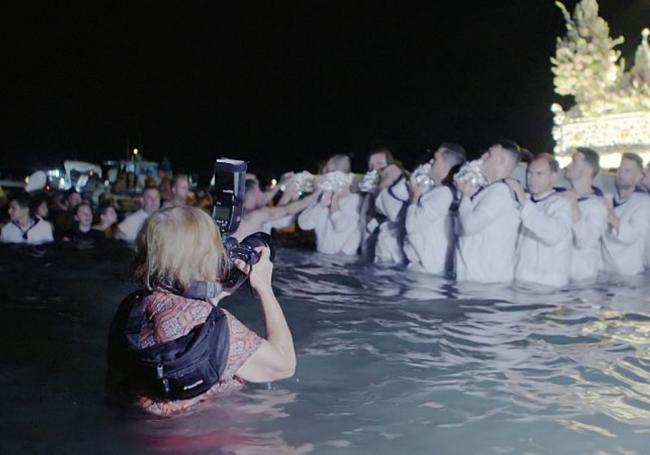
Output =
[
  {"x1": 107, "y1": 206, "x2": 296, "y2": 416},
  {"x1": 92, "y1": 203, "x2": 118, "y2": 239}
]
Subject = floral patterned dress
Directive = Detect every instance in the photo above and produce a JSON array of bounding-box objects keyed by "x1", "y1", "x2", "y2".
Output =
[{"x1": 135, "y1": 289, "x2": 262, "y2": 416}]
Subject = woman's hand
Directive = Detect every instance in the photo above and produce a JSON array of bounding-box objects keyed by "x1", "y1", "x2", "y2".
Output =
[{"x1": 234, "y1": 247, "x2": 273, "y2": 293}]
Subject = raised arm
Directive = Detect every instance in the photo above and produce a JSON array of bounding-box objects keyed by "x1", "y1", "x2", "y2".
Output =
[{"x1": 235, "y1": 248, "x2": 296, "y2": 382}]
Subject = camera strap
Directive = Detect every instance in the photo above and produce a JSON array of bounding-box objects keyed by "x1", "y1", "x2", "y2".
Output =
[{"x1": 183, "y1": 281, "x2": 225, "y2": 301}]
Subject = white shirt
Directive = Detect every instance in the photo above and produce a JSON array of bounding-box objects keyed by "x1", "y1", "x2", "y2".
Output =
[
  {"x1": 569, "y1": 192, "x2": 607, "y2": 282},
  {"x1": 455, "y1": 181, "x2": 521, "y2": 283},
  {"x1": 116, "y1": 209, "x2": 149, "y2": 242},
  {"x1": 404, "y1": 184, "x2": 456, "y2": 276},
  {"x1": 514, "y1": 191, "x2": 572, "y2": 287},
  {"x1": 602, "y1": 191, "x2": 650, "y2": 276},
  {"x1": 1, "y1": 217, "x2": 54, "y2": 245},
  {"x1": 298, "y1": 193, "x2": 362, "y2": 255},
  {"x1": 373, "y1": 178, "x2": 408, "y2": 264}
]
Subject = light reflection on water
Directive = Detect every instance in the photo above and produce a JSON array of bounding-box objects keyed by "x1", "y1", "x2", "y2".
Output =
[{"x1": 1, "y1": 243, "x2": 650, "y2": 454}]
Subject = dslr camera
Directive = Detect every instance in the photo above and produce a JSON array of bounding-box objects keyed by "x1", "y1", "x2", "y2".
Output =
[{"x1": 210, "y1": 158, "x2": 274, "y2": 291}]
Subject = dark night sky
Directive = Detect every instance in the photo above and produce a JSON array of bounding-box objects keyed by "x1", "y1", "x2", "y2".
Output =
[{"x1": 4, "y1": 1, "x2": 650, "y2": 182}]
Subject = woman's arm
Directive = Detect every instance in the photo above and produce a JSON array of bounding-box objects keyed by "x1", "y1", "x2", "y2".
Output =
[{"x1": 235, "y1": 248, "x2": 296, "y2": 382}]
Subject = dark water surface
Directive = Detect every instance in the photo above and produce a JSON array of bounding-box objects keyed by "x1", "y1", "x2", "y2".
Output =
[{"x1": 2, "y1": 243, "x2": 650, "y2": 454}]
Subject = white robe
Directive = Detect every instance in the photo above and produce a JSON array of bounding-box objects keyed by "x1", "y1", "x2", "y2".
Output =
[
  {"x1": 373, "y1": 178, "x2": 408, "y2": 264},
  {"x1": 514, "y1": 191, "x2": 572, "y2": 287},
  {"x1": 0, "y1": 217, "x2": 54, "y2": 245},
  {"x1": 297, "y1": 193, "x2": 362, "y2": 255},
  {"x1": 404, "y1": 184, "x2": 455, "y2": 275},
  {"x1": 601, "y1": 191, "x2": 650, "y2": 276},
  {"x1": 569, "y1": 194, "x2": 607, "y2": 282},
  {"x1": 116, "y1": 209, "x2": 149, "y2": 242},
  {"x1": 455, "y1": 181, "x2": 520, "y2": 283}
]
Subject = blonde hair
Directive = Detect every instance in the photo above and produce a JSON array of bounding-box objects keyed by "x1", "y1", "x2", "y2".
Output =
[{"x1": 134, "y1": 206, "x2": 229, "y2": 291}]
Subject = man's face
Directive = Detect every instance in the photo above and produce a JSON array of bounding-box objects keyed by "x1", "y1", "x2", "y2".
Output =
[
  {"x1": 526, "y1": 159, "x2": 555, "y2": 196},
  {"x1": 368, "y1": 153, "x2": 388, "y2": 172},
  {"x1": 644, "y1": 164, "x2": 650, "y2": 187},
  {"x1": 172, "y1": 178, "x2": 189, "y2": 201},
  {"x1": 67, "y1": 192, "x2": 82, "y2": 209},
  {"x1": 142, "y1": 189, "x2": 161, "y2": 214},
  {"x1": 564, "y1": 152, "x2": 587, "y2": 181},
  {"x1": 431, "y1": 148, "x2": 451, "y2": 182},
  {"x1": 8, "y1": 200, "x2": 29, "y2": 222},
  {"x1": 615, "y1": 158, "x2": 643, "y2": 190},
  {"x1": 75, "y1": 205, "x2": 93, "y2": 228}
]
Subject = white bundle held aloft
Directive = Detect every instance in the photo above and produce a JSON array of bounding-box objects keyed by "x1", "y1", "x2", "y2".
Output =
[
  {"x1": 290, "y1": 171, "x2": 316, "y2": 193},
  {"x1": 317, "y1": 171, "x2": 353, "y2": 193},
  {"x1": 358, "y1": 169, "x2": 380, "y2": 193},
  {"x1": 456, "y1": 159, "x2": 488, "y2": 187},
  {"x1": 413, "y1": 161, "x2": 434, "y2": 191}
]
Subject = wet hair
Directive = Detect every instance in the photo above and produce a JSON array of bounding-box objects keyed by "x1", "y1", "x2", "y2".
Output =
[
  {"x1": 10, "y1": 191, "x2": 31, "y2": 209},
  {"x1": 532, "y1": 153, "x2": 559, "y2": 173},
  {"x1": 327, "y1": 154, "x2": 351, "y2": 173},
  {"x1": 621, "y1": 152, "x2": 643, "y2": 171},
  {"x1": 576, "y1": 147, "x2": 600, "y2": 177},
  {"x1": 439, "y1": 143, "x2": 466, "y2": 167},
  {"x1": 494, "y1": 140, "x2": 522, "y2": 164}
]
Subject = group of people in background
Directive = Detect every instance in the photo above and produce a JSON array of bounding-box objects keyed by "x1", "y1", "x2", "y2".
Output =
[
  {"x1": 233, "y1": 142, "x2": 650, "y2": 287},
  {"x1": 4, "y1": 143, "x2": 650, "y2": 287},
  {"x1": 0, "y1": 173, "x2": 191, "y2": 245}
]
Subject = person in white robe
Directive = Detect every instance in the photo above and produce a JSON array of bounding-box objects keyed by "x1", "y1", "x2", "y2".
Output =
[
  {"x1": 297, "y1": 154, "x2": 362, "y2": 255},
  {"x1": 298, "y1": 188, "x2": 362, "y2": 255},
  {"x1": 601, "y1": 153, "x2": 650, "y2": 276},
  {"x1": 563, "y1": 147, "x2": 608, "y2": 282},
  {"x1": 373, "y1": 165, "x2": 409, "y2": 264},
  {"x1": 454, "y1": 141, "x2": 522, "y2": 283},
  {"x1": 115, "y1": 187, "x2": 161, "y2": 242},
  {"x1": 512, "y1": 154, "x2": 572, "y2": 287},
  {"x1": 1, "y1": 192, "x2": 54, "y2": 245},
  {"x1": 358, "y1": 147, "x2": 397, "y2": 261},
  {"x1": 404, "y1": 143, "x2": 466, "y2": 276}
]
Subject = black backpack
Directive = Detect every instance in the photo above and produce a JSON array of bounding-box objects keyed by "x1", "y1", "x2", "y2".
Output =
[{"x1": 118, "y1": 290, "x2": 231, "y2": 401}]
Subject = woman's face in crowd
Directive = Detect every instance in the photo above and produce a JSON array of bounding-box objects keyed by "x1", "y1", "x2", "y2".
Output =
[
  {"x1": 8, "y1": 201, "x2": 29, "y2": 222},
  {"x1": 368, "y1": 153, "x2": 388, "y2": 172},
  {"x1": 101, "y1": 206, "x2": 117, "y2": 225},
  {"x1": 36, "y1": 201, "x2": 49, "y2": 219},
  {"x1": 75, "y1": 204, "x2": 94, "y2": 227}
]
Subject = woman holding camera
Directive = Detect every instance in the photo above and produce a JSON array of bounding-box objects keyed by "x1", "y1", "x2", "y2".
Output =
[{"x1": 107, "y1": 206, "x2": 296, "y2": 416}]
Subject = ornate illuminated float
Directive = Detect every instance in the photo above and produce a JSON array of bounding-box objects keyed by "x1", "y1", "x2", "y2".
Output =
[{"x1": 551, "y1": 0, "x2": 650, "y2": 169}]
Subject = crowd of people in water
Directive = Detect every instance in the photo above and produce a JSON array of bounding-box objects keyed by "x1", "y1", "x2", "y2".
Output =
[{"x1": 3, "y1": 142, "x2": 650, "y2": 287}]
